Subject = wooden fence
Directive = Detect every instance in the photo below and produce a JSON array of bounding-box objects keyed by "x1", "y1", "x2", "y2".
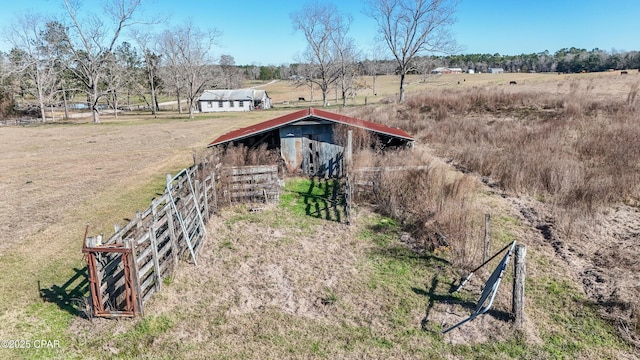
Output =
[
  {"x1": 219, "y1": 165, "x2": 280, "y2": 205},
  {"x1": 349, "y1": 166, "x2": 432, "y2": 201},
  {"x1": 83, "y1": 164, "x2": 280, "y2": 317},
  {"x1": 0, "y1": 118, "x2": 45, "y2": 126}
]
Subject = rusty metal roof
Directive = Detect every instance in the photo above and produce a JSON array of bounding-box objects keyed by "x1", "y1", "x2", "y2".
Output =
[{"x1": 207, "y1": 108, "x2": 414, "y2": 147}]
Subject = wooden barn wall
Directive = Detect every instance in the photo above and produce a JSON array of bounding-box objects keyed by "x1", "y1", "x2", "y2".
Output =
[{"x1": 279, "y1": 123, "x2": 344, "y2": 178}]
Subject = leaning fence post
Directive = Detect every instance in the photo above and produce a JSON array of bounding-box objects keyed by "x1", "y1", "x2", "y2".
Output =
[
  {"x1": 484, "y1": 214, "x2": 491, "y2": 262},
  {"x1": 346, "y1": 130, "x2": 353, "y2": 172},
  {"x1": 211, "y1": 169, "x2": 218, "y2": 214},
  {"x1": 512, "y1": 244, "x2": 527, "y2": 330},
  {"x1": 125, "y1": 238, "x2": 144, "y2": 315},
  {"x1": 202, "y1": 178, "x2": 210, "y2": 220}
]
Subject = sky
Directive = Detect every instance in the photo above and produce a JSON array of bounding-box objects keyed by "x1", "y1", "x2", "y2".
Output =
[{"x1": 0, "y1": 0, "x2": 639, "y2": 66}]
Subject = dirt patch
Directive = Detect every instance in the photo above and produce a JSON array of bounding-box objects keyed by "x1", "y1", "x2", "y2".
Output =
[
  {"x1": 152, "y1": 208, "x2": 364, "y2": 320},
  {"x1": 496, "y1": 188, "x2": 640, "y2": 346}
]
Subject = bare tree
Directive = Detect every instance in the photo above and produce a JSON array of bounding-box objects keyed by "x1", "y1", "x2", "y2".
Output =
[
  {"x1": 219, "y1": 54, "x2": 243, "y2": 89},
  {"x1": 291, "y1": 2, "x2": 352, "y2": 106},
  {"x1": 332, "y1": 26, "x2": 360, "y2": 106},
  {"x1": 108, "y1": 41, "x2": 142, "y2": 117},
  {"x1": 60, "y1": 0, "x2": 147, "y2": 123},
  {"x1": 365, "y1": 0, "x2": 459, "y2": 102},
  {"x1": 0, "y1": 52, "x2": 18, "y2": 118},
  {"x1": 291, "y1": 62, "x2": 316, "y2": 102},
  {"x1": 131, "y1": 30, "x2": 161, "y2": 116},
  {"x1": 5, "y1": 13, "x2": 61, "y2": 122},
  {"x1": 414, "y1": 56, "x2": 438, "y2": 81},
  {"x1": 159, "y1": 22, "x2": 220, "y2": 119},
  {"x1": 158, "y1": 29, "x2": 185, "y2": 114}
]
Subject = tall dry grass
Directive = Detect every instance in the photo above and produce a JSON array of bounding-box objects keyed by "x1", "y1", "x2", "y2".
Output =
[
  {"x1": 351, "y1": 147, "x2": 482, "y2": 267},
  {"x1": 347, "y1": 86, "x2": 640, "y2": 216}
]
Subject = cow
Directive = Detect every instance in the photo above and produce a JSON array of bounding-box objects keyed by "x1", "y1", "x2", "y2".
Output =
[
  {"x1": 621, "y1": 71, "x2": 628, "y2": 75},
  {"x1": 509, "y1": 81, "x2": 517, "y2": 85},
  {"x1": 298, "y1": 97, "x2": 306, "y2": 101}
]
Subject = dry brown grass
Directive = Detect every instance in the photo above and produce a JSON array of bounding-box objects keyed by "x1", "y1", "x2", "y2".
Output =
[
  {"x1": 2, "y1": 72, "x2": 640, "y2": 358},
  {"x1": 0, "y1": 110, "x2": 286, "y2": 347},
  {"x1": 340, "y1": 72, "x2": 640, "y2": 343},
  {"x1": 350, "y1": 148, "x2": 482, "y2": 267},
  {"x1": 343, "y1": 77, "x2": 640, "y2": 214}
]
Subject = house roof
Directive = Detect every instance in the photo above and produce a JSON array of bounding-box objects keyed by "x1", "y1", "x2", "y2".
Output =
[
  {"x1": 432, "y1": 67, "x2": 450, "y2": 73},
  {"x1": 253, "y1": 89, "x2": 268, "y2": 99},
  {"x1": 207, "y1": 108, "x2": 414, "y2": 147},
  {"x1": 199, "y1": 89, "x2": 269, "y2": 101}
]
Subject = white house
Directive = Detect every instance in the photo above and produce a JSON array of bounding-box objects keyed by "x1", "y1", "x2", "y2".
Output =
[
  {"x1": 431, "y1": 67, "x2": 463, "y2": 74},
  {"x1": 198, "y1": 89, "x2": 272, "y2": 113},
  {"x1": 488, "y1": 68, "x2": 505, "y2": 74}
]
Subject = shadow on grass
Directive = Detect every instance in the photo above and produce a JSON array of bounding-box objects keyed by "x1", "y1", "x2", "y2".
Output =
[
  {"x1": 417, "y1": 274, "x2": 512, "y2": 332},
  {"x1": 39, "y1": 267, "x2": 89, "y2": 317},
  {"x1": 291, "y1": 177, "x2": 346, "y2": 223}
]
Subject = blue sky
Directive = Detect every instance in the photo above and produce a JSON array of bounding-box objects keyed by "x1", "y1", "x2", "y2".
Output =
[{"x1": 1, "y1": 0, "x2": 639, "y2": 65}]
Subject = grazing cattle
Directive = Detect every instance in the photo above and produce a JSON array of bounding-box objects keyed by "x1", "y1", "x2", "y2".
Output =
[
  {"x1": 298, "y1": 97, "x2": 306, "y2": 101},
  {"x1": 621, "y1": 71, "x2": 628, "y2": 75},
  {"x1": 509, "y1": 81, "x2": 517, "y2": 85}
]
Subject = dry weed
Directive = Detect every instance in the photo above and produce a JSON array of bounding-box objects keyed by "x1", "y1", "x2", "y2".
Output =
[{"x1": 350, "y1": 147, "x2": 481, "y2": 266}]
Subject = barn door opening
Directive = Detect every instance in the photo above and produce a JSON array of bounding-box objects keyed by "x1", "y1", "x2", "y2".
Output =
[{"x1": 304, "y1": 134, "x2": 322, "y2": 176}]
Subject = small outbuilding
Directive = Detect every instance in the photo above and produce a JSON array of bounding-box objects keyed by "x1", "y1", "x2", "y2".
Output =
[
  {"x1": 431, "y1": 67, "x2": 463, "y2": 74},
  {"x1": 198, "y1": 89, "x2": 272, "y2": 112},
  {"x1": 488, "y1": 67, "x2": 505, "y2": 74},
  {"x1": 208, "y1": 108, "x2": 414, "y2": 177}
]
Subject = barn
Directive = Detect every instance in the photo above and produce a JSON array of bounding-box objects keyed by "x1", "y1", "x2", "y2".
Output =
[
  {"x1": 198, "y1": 89, "x2": 272, "y2": 112},
  {"x1": 207, "y1": 108, "x2": 414, "y2": 177}
]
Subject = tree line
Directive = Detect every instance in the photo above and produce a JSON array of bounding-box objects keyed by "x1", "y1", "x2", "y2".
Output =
[
  {"x1": 2, "y1": 1, "x2": 636, "y2": 122},
  {"x1": 0, "y1": 0, "x2": 465, "y2": 121},
  {"x1": 426, "y1": 47, "x2": 640, "y2": 74}
]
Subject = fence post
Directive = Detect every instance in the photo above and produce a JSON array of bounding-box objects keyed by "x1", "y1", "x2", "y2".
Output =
[
  {"x1": 512, "y1": 244, "x2": 527, "y2": 330},
  {"x1": 211, "y1": 169, "x2": 218, "y2": 214},
  {"x1": 483, "y1": 214, "x2": 491, "y2": 262},
  {"x1": 346, "y1": 130, "x2": 352, "y2": 173},
  {"x1": 202, "y1": 178, "x2": 210, "y2": 220},
  {"x1": 149, "y1": 198, "x2": 162, "y2": 292},
  {"x1": 164, "y1": 205, "x2": 180, "y2": 276},
  {"x1": 125, "y1": 238, "x2": 144, "y2": 315}
]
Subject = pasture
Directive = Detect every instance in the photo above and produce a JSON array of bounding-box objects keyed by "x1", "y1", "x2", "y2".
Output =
[{"x1": 1, "y1": 71, "x2": 639, "y2": 358}]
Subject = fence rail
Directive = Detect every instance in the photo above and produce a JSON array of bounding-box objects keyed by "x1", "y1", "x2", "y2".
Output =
[
  {"x1": 83, "y1": 163, "x2": 280, "y2": 317},
  {"x1": 0, "y1": 118, "x2": 45, "y2": 126}
]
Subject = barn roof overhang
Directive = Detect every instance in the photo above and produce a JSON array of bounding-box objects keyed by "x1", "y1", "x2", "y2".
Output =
[{"x1": 207, "y1": 108, "x2": 414, "y2": 148}]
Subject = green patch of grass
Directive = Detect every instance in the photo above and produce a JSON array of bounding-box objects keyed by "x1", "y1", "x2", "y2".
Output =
[
  {"x1": 115, "y1": 315, "x2": 175, "y2": 358},
  {"x1": 454, "y1": 336, "x2": 535, "y2": 359},
  {"x1": 489, "y1": 214, "x2": 520, "y2": 246},
  {"x1": 528, "y1": 277, "x2": 630, "y2": 356},
  {"x1": 223, "y1": 178, "x2": 348, "y2": 235},
  {"x1": 81, "y1": 164, "x2": 187, "y2": 238},
  {"x1": 320, "y1": 287, "x2": 339, "y2": 306},
  {"x1": 0, "y1": 302, "x2": 77, "y2": 359},
  {"x1": 356, "y1": 215, "x2": 399, "y2": 247},
  {"x1": 218, "y1": 240, "x2": 235, "y2": 250},
  {"x1": 280, "y1": 178, "x2": 346, "y2": 223}
]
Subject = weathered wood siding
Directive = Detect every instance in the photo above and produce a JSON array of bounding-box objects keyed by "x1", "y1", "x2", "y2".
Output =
[{"x1": 279, "y1": 123, "x2": 344, "y2": 178}]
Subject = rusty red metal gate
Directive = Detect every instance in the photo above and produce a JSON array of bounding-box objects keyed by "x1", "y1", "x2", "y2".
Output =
[{"x1": 82, "y1": 227, "x2": 139, "y2": 317}]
